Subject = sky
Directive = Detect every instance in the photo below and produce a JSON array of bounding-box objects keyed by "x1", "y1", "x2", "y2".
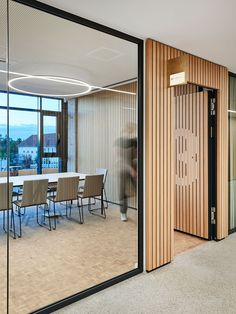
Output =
[
  {"x1": 0, "y1": 92, "x2": 61, "y2": 125},
  {"x1": 0, "y1": 92, "x2": 59, "y2": 139}
]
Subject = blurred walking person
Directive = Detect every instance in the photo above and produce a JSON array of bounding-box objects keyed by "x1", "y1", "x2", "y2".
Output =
[{"x1": 115, "y1": 123, "x2": 137, "y2": 221}]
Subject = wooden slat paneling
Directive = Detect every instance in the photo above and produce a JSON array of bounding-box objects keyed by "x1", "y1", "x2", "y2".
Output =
[
  {"x1": 174, "y1": 91, "x2": 209, "y2": 239},
  {"x1": 145, "y1": 40, "x2": 177, "y2": 271},
  {"x1": 145, "y1": 39, "x2": 228, "y2": 271},
  {"x1": 76, "y1": 82, "x2": 137, "y2": 206}
]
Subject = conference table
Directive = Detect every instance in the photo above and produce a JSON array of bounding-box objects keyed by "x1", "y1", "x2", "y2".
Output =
[
  {"x1": 0, "y1": 172, "x2": 87, "y2": 187},
  {"x1": 0, "y1": 171, "x2": 105, "y2": 217}
]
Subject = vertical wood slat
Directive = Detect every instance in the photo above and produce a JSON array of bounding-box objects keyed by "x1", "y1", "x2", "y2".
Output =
[
  {"x1": 152, "y1": 41, "x2": 157, "y2": 267},
  {"x1": 160, "y1": 43, "x2": 164, "y2": 265},
  {"x1": 146, "y1": 41, "x2": 178, "y2": 270},
  {"x1": 146, "y1": 38, "x2": 228, "y2": 271},
  {"x1": 146, "y1": 39, "x2": 153, "y2": 271}
]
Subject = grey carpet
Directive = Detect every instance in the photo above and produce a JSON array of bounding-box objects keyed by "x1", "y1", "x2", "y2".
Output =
[{"x1": 56, "y1": 233, "x2": 236, "y2": 314}]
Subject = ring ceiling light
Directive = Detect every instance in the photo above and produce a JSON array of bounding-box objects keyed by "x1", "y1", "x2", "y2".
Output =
[
  {"x1": 0, "y1": 70, "x2": 136, "y2": 97},
  {"x1": 8, "y1": 75, "x2": 92, "y2": 98}
]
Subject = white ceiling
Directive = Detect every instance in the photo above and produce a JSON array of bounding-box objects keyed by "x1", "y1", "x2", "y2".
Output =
[
  {"x1": 0, "y1": 1, "x2": 138, "y2": 97},
  {"x1": 40, "y1": 0, "x2": 236, "y2": 73}
]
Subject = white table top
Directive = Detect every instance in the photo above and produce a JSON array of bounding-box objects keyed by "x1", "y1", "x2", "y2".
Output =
[{"x1": 0, "y1": 172, "x2": 87, "y2": 187}]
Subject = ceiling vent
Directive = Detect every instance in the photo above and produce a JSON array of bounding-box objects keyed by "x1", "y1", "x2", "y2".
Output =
[{"x1": 87, "y1": 47, "x2": 123, "y2": 62}]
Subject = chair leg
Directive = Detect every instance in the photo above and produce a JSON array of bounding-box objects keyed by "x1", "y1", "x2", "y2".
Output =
[
  {"x1": 77, "y1": 198, "x2": 82, "y2": 223},
  {"x1": 36, "y1": 205, "x2": 40, "y2": 225},
  {"x1": 104, "y1": 188, "x2": 109, "y2": 209},
  {"x1": 11, "y1": 208, "x2": 16, "y2": 239},
  {"x1": 88, "y1": 193, "x2": 106, "y2": 219},
  {"x1": 46, "y1": 203, "x2": 52, "y2": 231},
  {"x1": 3, "y1": 210, "x2": 5, "y2": 232},
  {"x1": 70, "y1": 202, "x2": 72, "y2": 217},
  {"x1": 66, "y1": 198, "x2": 83, "y2": 224},
  {"x1": 36, "y1": 204, "x2": 52, "y2": 231},
  {"x1": 15, "y1": 206, "x2": 25, "y2": 216},
  {"x1": 81, "y1": 198, "x2": 84, "y2": 224},
  {"x1": 88, "y1": 198, "x2": 91, "y2": 213},
  {"x1": 101, "y1": 192, "x2": 106, "y2": 218},
  {"x1": 2, "y1": 209, "x2": 16, "y2": 239},
  {"x1": 44, "y1": 204, "x2": 52, "y2": 231},
  {"x1": 53, "y1": 202, "x2": 57, "y2": 230},
  {"x1": 43, "y1": 205, "x2": 46, "y2": 224},
  {"x1": 18, "y1": 208, "x2": 22, "y2": 238},
  {"x1": 10, "y1": 209, "x2": 13, "y2": 229}
]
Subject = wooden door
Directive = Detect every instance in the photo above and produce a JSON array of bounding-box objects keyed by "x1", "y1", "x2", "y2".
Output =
[{"x1": 174, "y1": 91, "x2": 209, "y2": 239}]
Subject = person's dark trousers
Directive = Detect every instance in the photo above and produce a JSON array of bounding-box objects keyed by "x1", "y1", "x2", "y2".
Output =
[{"x1": 119, "y1": 171, "x2": 136, "y2": 214}]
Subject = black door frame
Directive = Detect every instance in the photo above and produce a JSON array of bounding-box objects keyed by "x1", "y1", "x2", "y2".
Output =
[
  {"x1": 174, "y1": 86, "x2": 217, "y2": 241},
  {"x1": 40, "y1": 110, "x2": 66, "y2": 173},
  {"x1": 228, "y1": 72, "x2": 236, "y2": 234},
  {"x1": 207, "y1": 89, "x2": 217, "y2": 240},
  {"x1": 11, "y1": 1, "x2": 144, "y2": 313}
]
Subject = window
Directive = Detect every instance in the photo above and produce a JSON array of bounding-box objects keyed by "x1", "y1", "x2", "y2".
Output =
[
  {"x1": 0, "y1": 92, "x2": 7, "y2": 107},
  {"x1": 42, "y1": 98, "x2": 61, "y2": 112},
  {"x1": 9, "y1": 93, "x2": 39, "y2": 109}
]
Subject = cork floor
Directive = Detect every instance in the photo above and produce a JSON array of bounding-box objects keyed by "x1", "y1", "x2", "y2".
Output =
[
  {"x1": 174, "y1": 230, "x2": 207, "y2": 256},
  {"x1": 0, "y1": 203, "x2": 138, "y2": 314}
]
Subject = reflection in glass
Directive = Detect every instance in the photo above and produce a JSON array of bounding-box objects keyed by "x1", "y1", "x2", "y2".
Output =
[
  {"x1": 0, "y1": 109, "x2": 7, "y2": 173},
  {"x1": 7, "y1": 1, "x2": 139, "y2": 313},
  {"x1": 0, "y1": 0, "x2": 8, "y2": 313},
  {"x1": 116, "y1": 122, "x2": 137, "y2": 222},
  {"x1": 0, "y1": 111, "x2": 7, "y2": 314}
]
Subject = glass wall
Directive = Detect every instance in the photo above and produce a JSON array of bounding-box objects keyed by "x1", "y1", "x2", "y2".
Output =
[
  {"x1": 229, "y1": 75, "x2": 236, "y2": 231},
  {"x1": 0, "y1": 0, "x2": 8, "y2": 312},
  {"x1": 0, "y1": 0, "x2": 142, "y2": 313}
]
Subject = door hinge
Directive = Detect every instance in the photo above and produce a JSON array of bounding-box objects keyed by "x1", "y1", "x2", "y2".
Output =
[
  {"x1": 210, "y1": 98, "x2": 216, "y2": 116},
  {"x1": 211, "y1": 207, "x2": 216, "y2": 224}
]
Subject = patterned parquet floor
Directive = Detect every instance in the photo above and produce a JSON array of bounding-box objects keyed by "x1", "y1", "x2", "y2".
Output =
[
  {"x1": 174, "y1": 230, "x2": 206, "y2": 256},
  {"x1": 0, "y1": 203, "x2": 138, "y2": 314}
]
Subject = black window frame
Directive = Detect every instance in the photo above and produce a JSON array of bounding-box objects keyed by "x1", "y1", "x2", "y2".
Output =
[{"x1": 0, "y1": 90, "x2": 65, "y2": 174}]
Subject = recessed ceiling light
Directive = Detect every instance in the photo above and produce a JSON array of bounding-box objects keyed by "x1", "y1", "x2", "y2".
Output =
[{"x1": 87, "y1": 47, "x2": 123, "y2": 62}]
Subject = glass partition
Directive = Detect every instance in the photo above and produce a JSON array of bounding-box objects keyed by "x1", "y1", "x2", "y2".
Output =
[
  {"x1": 0, "y1": 0, "x2": 142, "y2": 312},
  {"x1": 0, "y1": 1, "x2": 8, "y2": 313}
]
